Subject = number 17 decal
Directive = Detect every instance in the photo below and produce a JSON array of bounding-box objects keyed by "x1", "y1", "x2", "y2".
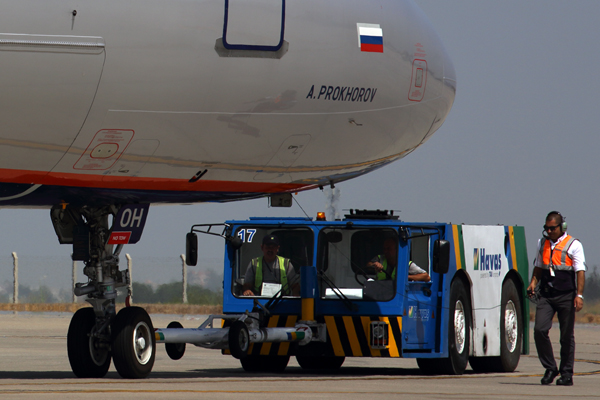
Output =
[{"x1": 237, "y1": 229, "x2": 257, "y2": 243}]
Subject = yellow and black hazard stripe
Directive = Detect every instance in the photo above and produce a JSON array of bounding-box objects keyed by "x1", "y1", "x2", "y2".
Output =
[
  {"x1": 224, "y1": 314, "x2": 403, "y2": 357},
  {"x1": 324, "y1": 315, "x2": 402, "y2": 357},
  {"x1": 248, "y1": 314, "x2": 298, "y2": 356}
]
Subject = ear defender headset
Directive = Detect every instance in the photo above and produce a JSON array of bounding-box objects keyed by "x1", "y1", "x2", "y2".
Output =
[{"x1": 546, "y1": 210, "x2": 567, "y2": 233}]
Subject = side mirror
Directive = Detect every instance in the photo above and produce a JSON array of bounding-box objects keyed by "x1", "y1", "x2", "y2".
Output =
[
  {"x1": 227, "y1": 235, "x2": 243, "y2": 250},
  {"x1": 433, "y1": 239, "x2": 450, "y2": 274},
  {"x1": 325, "y1": 231, "x2": 343, "y2": 243},
  {"x1": 186, "y1": 232, "x2": 198, "y2": 266}
]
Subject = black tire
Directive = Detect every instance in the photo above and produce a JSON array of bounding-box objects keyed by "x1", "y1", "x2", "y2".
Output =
[
  {"x1": 468, "y1": 355, "x2": 491, "y2": 373},
  {"x1": 498, "y1": 279, "x2": 522, "y2": 372},
  {"x1": 470, "y1": 279, "x2": 522, "y2": 372},
  {"x1": 240, "y1": 355, "x2": 290, "y2": 372},
  {"x1": 229, "y1": 320, "x2": 250, "y2": 360},
  {"x1": 263, "y1": 355, "x2": 290, "y2": 372},
  {"x1": 67, "y1": 307, "x2": 111, "y2": 378},
  {"x1": 240, "y1": 355, "x2": 263, "y2": 372},
  {"x1": 165, "y1": 321, "x2": 186, "y2": 360},
  {"x1": 296, "y1": 355, "x2": 345, "y2": 370},
  {"x1": 438, "y1": 279, "x2": 471, "y2": 375},
  {"x1": 111, "y1": 307, "x2": 155, "y2": 379},
  {"x1": 416, "y1": 358, "x2": 441, "y2": 374}
]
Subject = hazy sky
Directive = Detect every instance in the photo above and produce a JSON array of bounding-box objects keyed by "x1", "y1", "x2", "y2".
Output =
[{"x1": 1, "y1": 0, "x2": 599, "y2": 290}]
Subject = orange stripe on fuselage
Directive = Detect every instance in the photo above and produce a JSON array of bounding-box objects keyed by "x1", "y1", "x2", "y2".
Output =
[{"x1": 0, "y1": 168, "x2": 314, "y2": 193}]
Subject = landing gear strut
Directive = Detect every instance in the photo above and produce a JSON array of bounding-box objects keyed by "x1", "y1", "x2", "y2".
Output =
[{"x1": 51, "y1": 205, "x2": 155, "y2": 379}]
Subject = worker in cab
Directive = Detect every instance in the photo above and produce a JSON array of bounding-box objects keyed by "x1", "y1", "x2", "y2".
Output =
[
  {"x1": 367, "y1": 238, "x2": 431, "y2": 282},
  {"x1": 242, "y1": 234, "x2": 300, "y2": 297}
]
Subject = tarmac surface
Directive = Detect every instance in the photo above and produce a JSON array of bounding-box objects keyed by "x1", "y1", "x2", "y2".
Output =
[{"x1": 0, "y1": 312, "x2": 599, "y2": 399}]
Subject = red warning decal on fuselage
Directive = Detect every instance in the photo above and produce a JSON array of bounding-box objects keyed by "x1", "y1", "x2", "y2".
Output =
[{"x1": 73, "y1": 129, "x2": 134, "y2": 170}]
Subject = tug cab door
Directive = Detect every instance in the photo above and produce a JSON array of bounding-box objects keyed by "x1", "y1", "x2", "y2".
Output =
[{"x1": 402, "y1": 233, "x2": 437, "y2": 350}]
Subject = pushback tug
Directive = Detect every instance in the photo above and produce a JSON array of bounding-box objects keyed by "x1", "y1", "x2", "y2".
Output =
[{"x1": 157, "y1": 210, "x2": 529, "y2": 374}]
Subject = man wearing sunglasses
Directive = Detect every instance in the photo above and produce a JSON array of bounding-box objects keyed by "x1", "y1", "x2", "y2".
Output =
[{"x1": 527, "y1": 211, "x2": 586, "y2": 386}]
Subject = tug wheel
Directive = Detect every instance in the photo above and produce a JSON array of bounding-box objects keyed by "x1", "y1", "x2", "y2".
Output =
[
  {"x1": 165, "y1": 321, "x2": 186, "y2": 360},
  {"x1": 297, "y1": 355, "x2": 345, "y2": 370},
  {"x1": 497, "y1": 279, "x2": 522, "y2": 371},
  {"x1": 443, "y1": 279, "x2": 471, "y2": 375},
  {"x1": 229, "y1": 320, "x2": 250, "y2": 359},
  {"x1": 241, "y1": 355, "x2": 290, "y2": 372},
  {"x1": 425, "y1": 279, "x2": 471, "y2": 375},
  {"x1": 470, "y1": 279, "x2": 522, "y2": 372}
]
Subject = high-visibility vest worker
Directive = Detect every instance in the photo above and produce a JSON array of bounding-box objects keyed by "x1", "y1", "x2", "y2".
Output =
[
  {"x1": 539, "y1": 235, "x2": 576, "y2": 291},
  {"x1": 253, "y1": 256, "x2": 290, "y2": 294},
  {"x1": 376, "y1": 256, "x2": 396, "y2": 280}
]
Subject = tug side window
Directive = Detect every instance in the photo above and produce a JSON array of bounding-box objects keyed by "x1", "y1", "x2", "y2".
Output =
[{"x1": 408, "y1": 235, "x2": 432, "y2": 283}]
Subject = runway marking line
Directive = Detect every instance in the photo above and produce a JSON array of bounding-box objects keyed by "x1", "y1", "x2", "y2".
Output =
[
  {"x1": 0, "y1": 389, "x2": 599, "y2": 396},
  {"x1": 1, "y1": 369, "x2": 600, "y2": 395},
  {"x1": 0, "y1": 366, "x2": 599, "y2": 388}
]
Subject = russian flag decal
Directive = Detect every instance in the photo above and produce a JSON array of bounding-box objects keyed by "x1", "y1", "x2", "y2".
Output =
[{"x1": 357, "y1": 23, "x2": 383, "y2": 53}]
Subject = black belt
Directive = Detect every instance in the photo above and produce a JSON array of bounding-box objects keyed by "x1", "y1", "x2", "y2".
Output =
[{"x1": 541, "y1": 286, "x2": 574, "y2": 297}]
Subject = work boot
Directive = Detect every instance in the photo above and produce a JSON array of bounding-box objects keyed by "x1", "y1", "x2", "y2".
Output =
[
  {"x1": 556, "y1": 375, "x2": 573, "y2": 386},
  {"x1": 541, "y1": 369, "x2": 559, "y2": 385}
]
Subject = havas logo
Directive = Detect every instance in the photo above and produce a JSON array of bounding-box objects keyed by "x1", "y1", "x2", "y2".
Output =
[{"x1": 473, "y1": 248, "x2": 502, "y2": 271}]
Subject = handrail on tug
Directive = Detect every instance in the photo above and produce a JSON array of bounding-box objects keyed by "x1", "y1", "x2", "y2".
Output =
[{"x1": 186, "y1": 223, "x2": 241, "y2": 266}]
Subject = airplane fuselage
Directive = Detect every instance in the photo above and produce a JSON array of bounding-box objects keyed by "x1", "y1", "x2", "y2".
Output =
[{"x1": 0, "y1": 0, "x2": 455, "y2": 207}]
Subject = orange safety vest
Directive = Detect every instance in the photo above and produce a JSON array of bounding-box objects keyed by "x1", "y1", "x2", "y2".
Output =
[
  {"x1": 539, "y1": 235, "x2": 576, "y2": 291},
  {"x1": 540, "y1": 235, "x2": 575, "y2": 271}
]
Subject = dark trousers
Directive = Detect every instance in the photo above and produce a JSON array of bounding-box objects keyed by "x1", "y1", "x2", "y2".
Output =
[{"x1": 533, "y1": 291, "x2": 576, "y2": 377}]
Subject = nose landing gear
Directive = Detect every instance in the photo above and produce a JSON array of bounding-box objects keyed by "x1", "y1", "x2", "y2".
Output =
[{"x1": 53, "y1": 205, "x2": 155, "y2": 379}]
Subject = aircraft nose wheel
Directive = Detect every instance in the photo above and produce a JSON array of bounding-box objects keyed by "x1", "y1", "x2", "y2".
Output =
[
  {"x1": 111, "y1": 306, "x2": 156, "y2": 379},
  {"x1": 133, "y1": 322, "x2": 152, "y2": 364},
  {"x1": 67, "y1": 307, "x2": 111, "y2": 378}
]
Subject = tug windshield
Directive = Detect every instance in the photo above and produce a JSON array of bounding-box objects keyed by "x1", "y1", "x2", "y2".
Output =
[
  {"x1": 231, "y1": 227, "x2": 313, "y2": 298},
  {"x1": 317, "y1": 228, "x2": 400, "y2": 302}
]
